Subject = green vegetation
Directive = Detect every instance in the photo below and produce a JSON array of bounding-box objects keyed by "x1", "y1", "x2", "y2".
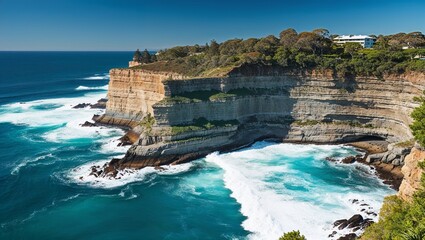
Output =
[
  {"x1": 361, "y1": 165, "x2": 425, "y2": 240},
  {"x1": 135, "y1": 29, "x2": 425, "y2": 77},
  {"x1": 279, "y1": 230, "x2": 307, "y2": 240},
  {"x1": 410, "y1": 91, "x2": 425, "y2": 147},
  {"x1": 170, "y1": 118, "x2": 239, "y2": 135},
  {"x1": 361, "y1": 91, "x2": 425, "y2": 239},
  {"x1": 139, "y1": 113, "x2": 155, "y2": 133}
]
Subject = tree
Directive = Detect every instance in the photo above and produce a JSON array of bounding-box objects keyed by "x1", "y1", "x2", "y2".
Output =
[
  {"x1": 344, "y1": 42, "x2": 362, "y2": 57},
  {"x1": 208, "y1": 40, "x2": 220, "y2": 56},
  {"x1": 273, "y1": 46, "x2": 292, "y2": 66},
  {"x1": 240, "y1": 38, "x2": 259, "y2": 53},
  {"x1": 219, "y1": 39, "x2": 242, "y2": 55},
  {"x1": 312, "y1": 28, "x2": 330, "y2": 38},
  {"x1": 410, "y1": 91, "x2": 425, "y2": 147},
  {"x1": 141, "y1": 49, "x2": 152, "y2": 63},
  {"x1": 279, "y1": 28, "x2": 298, "y2": 48},
  {"x1": 254, "y1": 35, "x2": 279, "y2": 56},
  {"x1": 279, "y1": 230, "x2": 306, "y2": 240}
]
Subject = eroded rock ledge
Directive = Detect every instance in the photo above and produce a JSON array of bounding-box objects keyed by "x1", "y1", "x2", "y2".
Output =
[{"x1": 94, "y1": 65, "x2": 424, "y2": 177}]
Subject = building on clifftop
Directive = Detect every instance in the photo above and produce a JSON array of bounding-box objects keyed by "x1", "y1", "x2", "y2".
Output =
[{"x1": 333, "y1": 35, "x2": 376, "y2": 48}]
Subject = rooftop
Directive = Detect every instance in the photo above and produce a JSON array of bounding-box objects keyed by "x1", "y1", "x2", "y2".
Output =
[{"x1": 334, "y1": 35, "x2": 375, "y2": 40}]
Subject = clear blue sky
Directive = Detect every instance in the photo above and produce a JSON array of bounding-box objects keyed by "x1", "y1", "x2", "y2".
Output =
[{"x1": 0, "y1": 0, "x2": 424, "y2": 51}]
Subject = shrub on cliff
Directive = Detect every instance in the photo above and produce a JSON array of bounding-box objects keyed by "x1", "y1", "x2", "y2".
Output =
[
  {"x1": 410, "y1": 91, "x2": 425, "y2": 147},
  {"x1": 279, "y1": 230, "x2": 306, "y2": 240},
  {"x1": 361, "y1": 163, "x2": 425, "y2": 240}
]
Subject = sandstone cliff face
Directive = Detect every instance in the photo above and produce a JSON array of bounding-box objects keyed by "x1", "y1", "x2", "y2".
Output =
[
  {"x1": 399, "y1": 146, "x2": 425, "y2": 201},
  {"x1": 100, "y1": 66, "x2": 425, "y2": 170},
  {"x1": 95, "y1": 68, "x2": 185, "y2": 127}
]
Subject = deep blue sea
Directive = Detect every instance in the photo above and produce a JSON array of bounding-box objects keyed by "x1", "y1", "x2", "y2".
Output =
[{"x1": 0, "y1": 52, "x2": 394, "y2": 240}]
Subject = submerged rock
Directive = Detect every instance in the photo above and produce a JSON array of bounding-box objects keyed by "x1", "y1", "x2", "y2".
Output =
[
  {"x1": 81, "y1": 121, "x2": 97, "y2": 127},
  {"x1": 73, "y1": 103, "x2": 91, "y2": 109}
]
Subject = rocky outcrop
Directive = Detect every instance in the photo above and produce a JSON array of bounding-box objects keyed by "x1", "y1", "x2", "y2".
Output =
[
  {"x1": 398, "y1": 146, "x2": 425, "y2": 201},
  {"x1": 97, "y1": 65, "x2": 425, "y2": 172},
  {"x1": 95, "y1": 68, "x2": 186, "y2": 127}
]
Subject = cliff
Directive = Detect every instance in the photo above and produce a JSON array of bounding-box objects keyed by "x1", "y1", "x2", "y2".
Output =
[
  {"x1": 398, "y1": 146, "x2": 425, "y2": 201},
  {"x1": 96, "y1": 64, "x2": 425, "y2": 174}
]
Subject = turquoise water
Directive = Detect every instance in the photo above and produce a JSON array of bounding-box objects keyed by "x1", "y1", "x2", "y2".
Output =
[{"x1": 0, "y1": 52, "x2": 394, "y2": 240}]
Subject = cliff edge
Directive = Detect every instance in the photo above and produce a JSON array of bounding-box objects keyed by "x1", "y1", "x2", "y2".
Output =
[{"x1": 95, "y1": 64, "x2": 425, "y2": 178}]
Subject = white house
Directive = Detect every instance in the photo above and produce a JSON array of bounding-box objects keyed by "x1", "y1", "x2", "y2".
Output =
[{"x1": 333, "y1": 35, "x2": 376, "y2": 48}]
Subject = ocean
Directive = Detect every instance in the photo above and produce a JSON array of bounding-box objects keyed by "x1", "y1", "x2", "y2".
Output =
[{"x1": 0, "y1": 52, "x2": 394, "y2": 240}]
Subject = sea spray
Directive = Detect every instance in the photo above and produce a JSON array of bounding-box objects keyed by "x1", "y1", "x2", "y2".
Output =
[{"x1": 206, "y1": 142, "x2": 395, "y2": 240}]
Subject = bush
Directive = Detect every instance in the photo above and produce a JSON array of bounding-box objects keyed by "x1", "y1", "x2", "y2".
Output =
[
  {"x1": 362, "y1": 97, "x2": 425, "y2": 239},
  {"x1": 410, "y1": 91, "x2": 425, "y2": 147},
  {"x1": 279, "y1": 230, "x2": 306, "y2": 240}
]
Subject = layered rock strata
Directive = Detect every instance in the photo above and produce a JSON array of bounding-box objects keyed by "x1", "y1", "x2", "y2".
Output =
[{"x1": 97, "y1": 65, "x2": 425, "y2": 173}]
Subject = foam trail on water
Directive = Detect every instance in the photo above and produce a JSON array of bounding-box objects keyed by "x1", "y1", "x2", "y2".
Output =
[
  {"x1": 0, "y1": 91, "x2": 123, "y2": 144},
  {"x1": 67, "y1": 160, "x2": 194, "y2": 189},
  {"x1": 76, "y1": 85, "x2": 109, "y2": 91},
  {"x1": 83, "y1": 73, "x2": 110, "y2": 80},
  {"x1": 206, "y1": 142, "x2": 395, "y2": 240}
]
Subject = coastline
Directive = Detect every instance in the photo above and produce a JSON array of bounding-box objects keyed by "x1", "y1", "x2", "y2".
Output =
[{"x1": 346, "y1": 140, "x2": 404, "y2": 190}]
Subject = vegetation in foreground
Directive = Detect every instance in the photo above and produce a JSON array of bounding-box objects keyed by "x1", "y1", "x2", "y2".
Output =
[
  {"x1": 134, "y1": 29, "x2": 425, "y2": 77},
  {"x1": 360, "y1": 92, "x2": 425, "y2": 240},
  {"x1": 279, "y1": 230, "x2": 307, "y2": 240}
]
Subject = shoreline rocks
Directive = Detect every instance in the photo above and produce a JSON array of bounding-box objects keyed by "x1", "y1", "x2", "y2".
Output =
[{"x1": 73, "y1": 98, "x2": 107, "y2": 110}]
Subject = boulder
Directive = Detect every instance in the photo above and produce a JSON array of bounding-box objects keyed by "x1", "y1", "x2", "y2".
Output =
[
  {"x1": 347, "y1": 214, "x2": 363, "y2": 229},
  {"x1": 342, "y1": 156, "x2": 356, "y2": 164},
  {"x1": 73, "y1": 103, "x2": 91, "y2": 109},
  {"x1": 337, "y1": 233, "x2": 357, "y2": 240},
  {"x1": 365, "y1": 153, "x2": 385, "y2": 163},
  {"x1": 81, "y1": 121, "x2": 97, "y2": 127}
]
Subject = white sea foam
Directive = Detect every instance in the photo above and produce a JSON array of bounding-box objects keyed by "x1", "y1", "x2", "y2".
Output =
[
  {"x1": 83, "y1": 73, "x2": 110, "y2": 80},
  {"x1": 0, "y1": 86, "x2": 130, "y2": 176},
  {"x1": 67, "y1": 160, "x2": 194, "y2": 189},
  {"x1": 206, "y1": 142, "x2": 395, "y2": 240},
  {"x1": 76, "y1": 85, "x2": 108, "y2": 91},
  {"x1": 0, "y1": 91, "x2": 124, "y2": 144},
  {"x1": 11, "y1": 153, "x2": 56, "y2": 175}
]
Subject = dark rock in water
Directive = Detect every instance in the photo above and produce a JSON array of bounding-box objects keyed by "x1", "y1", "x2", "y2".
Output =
[
  {"x1": 337, "y1": 233, "x2": 357, "y2": 240},
  {"x1": 154, "y1": 166, "x2": 166, "y2": 171},
  {"x1": 347, "y1": 214, "x2": 363, "y2": 228},
  {"x1": 91, "y1": 98, "x2": 107, "y2": 109},
  {"x1": 81, "y1": 121, "x2": 97, "y2": 127},
  {"x1": 334, "y1": 219, "x2": 347, "y2": 227},
  {"x1": 351, "y1": 199, "x2": 359, "y2": 204},
  {"x1": 326, "y1": 157, "x2": 337, "y2": 162},
  {"x1": 365, "y1": 211, "x2": 377, "y2": 216},
  {"x1": 337, "y1": 219, "x2": 349, "y2": 230},
  {"x1": 342, "y1": 156, "x2": 356, "y2": 164},
  {"x1": 328, "y1": 231, "x2": 337, "y2": 238},
  {"x1": 361, "y1": 218, "x2": 374, "y2": 228},
  {"x1": 73, "y1": 103, "x2": 91, "y2": 109}
]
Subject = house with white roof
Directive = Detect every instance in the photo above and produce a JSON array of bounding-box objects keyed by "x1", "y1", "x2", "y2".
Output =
[{"x1": 333, "y1": 35, "x2": 376, "y2": 48}]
